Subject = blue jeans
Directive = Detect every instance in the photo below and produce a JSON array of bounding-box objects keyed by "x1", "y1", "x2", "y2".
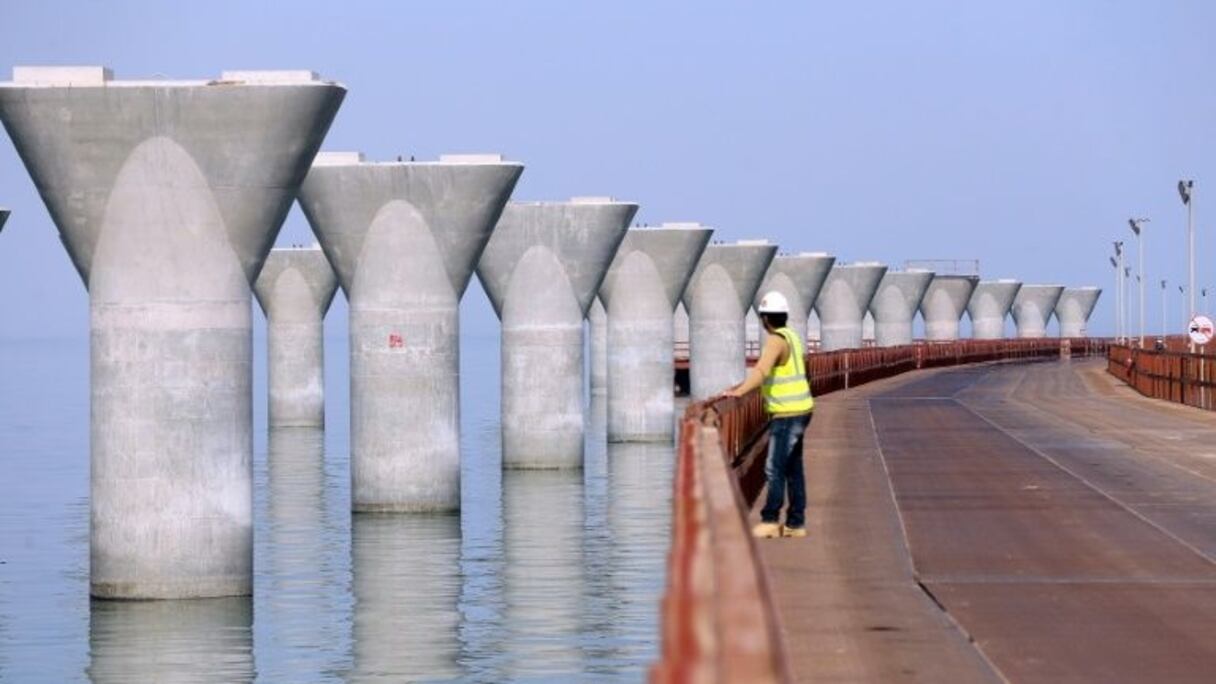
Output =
[{"x1": 761, "y1": 413, "x2": 811, "y2": 528}]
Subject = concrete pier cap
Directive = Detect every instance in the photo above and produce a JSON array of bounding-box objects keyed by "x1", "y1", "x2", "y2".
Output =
[
  {"x1": 477, "y1": 196, "x2": 637, "y2": 468},
  {"x1": 868, "y1": 269, "x2": 934, "y2": 347},
  {"x1": 682, "y1": 239, "x2": 777, "y2": 399},
  {"x1": 968, "y1": 279, "x2": 1022, "y2": 339},
  {"x1": 1011, "y1": 284, "x2": 1065, "y2": 338},
  {"x1": 754, "y1": 251, "x2": 835, "y2": 347},
  {"x1": 253, "y1": 245, "x2": 339, "y2": 428},
  {"x1": 299, "y1": 151, "x2": 523, "y2": 511},
  {"x1": 600, "y1": 221, "x2": 712, "y2": 442},
  {"x1": 921, "y1": 274, "x2": 980, "y2": 341},
  {"x1": 1054, "y1": 287, "x2": 1103, "y2": 337},
  {"x1": 0, "y1": 65, "x2": 345, "y2": 598},
  {"x1": 814, "y1": 262, "x2": 888, "y2": 351}
]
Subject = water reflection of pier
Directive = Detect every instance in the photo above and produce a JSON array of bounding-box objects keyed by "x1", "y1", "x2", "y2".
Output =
[
  {"x1": 88, "y1": 598, "x2": 254, "y2": 683},
  {"x1": 351, "y1": 513, "x2": 462, "y2": 681}
]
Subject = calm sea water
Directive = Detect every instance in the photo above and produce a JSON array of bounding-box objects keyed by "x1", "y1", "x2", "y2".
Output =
[{"x1": 0, "y1": 333, "x2": 676, "y2": 682}]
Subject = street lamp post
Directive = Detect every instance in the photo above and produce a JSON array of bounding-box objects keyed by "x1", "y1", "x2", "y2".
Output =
[
  {"x1": 1161, "y1": 279, "x2": 1168, "y2": 338},
  {"x1": 1180, "y1": 285, "x2": 1186, "y2": 328},
  {"x1": 1129, "y1": 218, "x2": 1149, "y2": 347},
  {"x1": 1179, "y1": 181, "x2": 1195, "y2": 318},
  {"x1": 1125, "y1": 266, "x2": 1132, "y2": 341},
  {"x1": 1112, "y1": 242, "x2": 1124, "y2": 341}
]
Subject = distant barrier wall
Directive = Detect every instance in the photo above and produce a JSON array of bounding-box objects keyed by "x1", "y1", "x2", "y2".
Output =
[
  {"x1": 653, "y1": 338, "x2": 1109, "y2": 683},
  {"x1": 1108, "y1": 343, "x2": 1216, "y2": 410}
]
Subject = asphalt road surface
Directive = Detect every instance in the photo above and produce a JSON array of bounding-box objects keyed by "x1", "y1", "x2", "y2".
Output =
[{"x1": 758, "y1": 358, "x2": 1216, "y2": 683}]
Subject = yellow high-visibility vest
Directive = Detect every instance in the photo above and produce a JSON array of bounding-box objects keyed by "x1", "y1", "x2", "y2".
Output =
[{"x1": 762, "y1": 327, "x2": 814, "y2": 415}]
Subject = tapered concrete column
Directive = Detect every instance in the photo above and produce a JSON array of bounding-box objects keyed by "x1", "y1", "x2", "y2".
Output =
[
  {"x1": 0, "y1": 208, "x2": 9, "y2": 233},
  {"x1": 600, "y1": 223, "x2": 711, "y2": 442},
  {"x1": 814, "y1": 262, "x2": 888, "y2": 351},
  {"x1": 968, "y1": 280, "x2": 1022, "y2": 339},
  {"x1": 0, "y1": 66, "x2": 343, "y2": 598},
  {"x1": 1012, "y1": 285, "x2": 1065, "y2": 338},
  {"x1": 682, "y1": 241, "x2": 777, "y2": 399},
  {"x1": 589, "y1": 297, "x2": 607, "y2": 395},
  {"x1": 808, "y1": 311, "x2": 821, "y2": 343},
  {"x1": 862, "y1": 312, "x2": 875, "y2": 343},
  {"x1": 478, "y1": 198, "x2": 636, "y2": 468},
  {"x1": 1055, "y1": 287, "x2": 1102, "y2": 337},
  {"x1": 869, "y1": 269, "x2": 933, "y2": 346},
  {"x1": 254, "y1": 246, "x2": 338, "y2": 428},
  {"x1": 754, "y1": 252, "x2": 835, "y2": 345},
  {"x1": 674, "y1": 302, "x2": 690, "y2": 347},
  {"x1": 921, "y1": 275, "x2": 979, "y2": 341},
  {"x1": 745, "y1": 307, "x2": 761, "y2": 350},
  {"x1": 300, "y1": 152, "x2": 521, "y2": 510}
]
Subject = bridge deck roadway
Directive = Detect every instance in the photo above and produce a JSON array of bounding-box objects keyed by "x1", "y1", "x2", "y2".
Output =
[{"x1": 756, "y1": 358, "x2": 1216, "y2": 683}]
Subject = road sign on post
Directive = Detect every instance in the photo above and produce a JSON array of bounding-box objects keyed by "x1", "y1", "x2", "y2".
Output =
[{"x1": 1188, "y1": 315, "x2": 1214, "y2": 346}]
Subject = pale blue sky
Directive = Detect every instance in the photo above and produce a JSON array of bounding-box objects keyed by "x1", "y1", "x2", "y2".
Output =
[{"x1": 0, "y1": 1, "x2": 1213, "y2": 338}]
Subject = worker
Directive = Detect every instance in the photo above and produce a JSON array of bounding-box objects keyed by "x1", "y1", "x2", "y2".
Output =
[{"x1": 725, "y1": 291, "x2": 814, "y2": 539}]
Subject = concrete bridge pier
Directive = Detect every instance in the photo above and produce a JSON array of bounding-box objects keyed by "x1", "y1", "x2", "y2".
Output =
[
  {"x1": 600, "y1": 223, "x2": 711, "y2": 442},
  {"x1": 254, "y1": 246, "x2": 338, "y2": 428},
  {"x1": 921, "y1": 274, "x2": 979, "y2": 341},
  {"x1": 299, "y1": 152, "x2": 522, "y2": 511},
  {"x1": 1055, "y1": 287, "x2": 1103, "y2": 337},
  {"x1": 477, "y1": 198, "x2": 636, "y2": 468},
  {"x1": 869, "y1": 269, "x2": 934, "y2": 346},
  {"x1": 755, "y1": 252, "x2": 835, "y2": 349},
  {"x1": 814, "y1": 262, "x2": 888, "y2": 351},
  {"x1": 0, "y1": 66, "x2": 344, "y2": 598},
  {"x1": 682, "y1": 241, "x2": 777, "y2": 400},
  {"x1": 589, "y1": 297, "x2": 607, "y2": 396},
  {"x1": 968, "y1": 279, "x2": 1022, "y2": 339},
  {"x1": 1012, "y1": 284, "x2": 1065, "y2": 338}
]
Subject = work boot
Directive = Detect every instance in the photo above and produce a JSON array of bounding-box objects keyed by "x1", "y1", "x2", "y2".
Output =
[
  {"x1": 752, "y1": 522, "x2": 782, "y2": 539},
  {"x1": 782, "y1": 525, "x2": 808, "y2": 538}
]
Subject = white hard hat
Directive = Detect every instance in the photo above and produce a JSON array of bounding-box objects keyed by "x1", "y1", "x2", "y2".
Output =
[{"x1": 757, "y1": 291, "x2": 790, "y2": 314}]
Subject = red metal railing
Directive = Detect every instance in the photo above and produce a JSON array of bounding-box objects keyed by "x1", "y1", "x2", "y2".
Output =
[
  {"x1": 654, "y1": 338, "x2": 1110, "y2": 683},
  {"x1": 1108, "y1": 343, "x2": 1216, "y2": 410},
  {"x1": 651, "y1": 404, "x2": 789, "y2": 684}
]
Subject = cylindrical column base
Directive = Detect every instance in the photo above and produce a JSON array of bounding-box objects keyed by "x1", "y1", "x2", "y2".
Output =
[
  {"x1": 608, "y1": 315, "x2": 674, "y2": 442},
  {"x1": 350, "y1": 303, "x2": 460, "y2": 511},
  {"x1": 502, "y1": 319, "x2": 584, "y2": 468},
  {"x1": 820, "y1": 323, "x2": 862, "y2": 352},
  {"x1": 874, "y1": 320, "x2": 914, "y2": 347},
  {"x1": 589, "y1": 299, "x2": 607, "y2": 396},
  {"x1": 925, "y1": 320, "x2": 962, "y2": 341},
  {"x1": 90, "y1": 301, "x2": 253, "y2": 599},
  {"x1": 971, "y1": 319, "x2": 1005, "y2": 339},
  {"x1": 689, "y1": 316, "x2": 745, "y2": 400},
  {"x1": 268, "y1": 318, "x2": 325, "y2": 427}
]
